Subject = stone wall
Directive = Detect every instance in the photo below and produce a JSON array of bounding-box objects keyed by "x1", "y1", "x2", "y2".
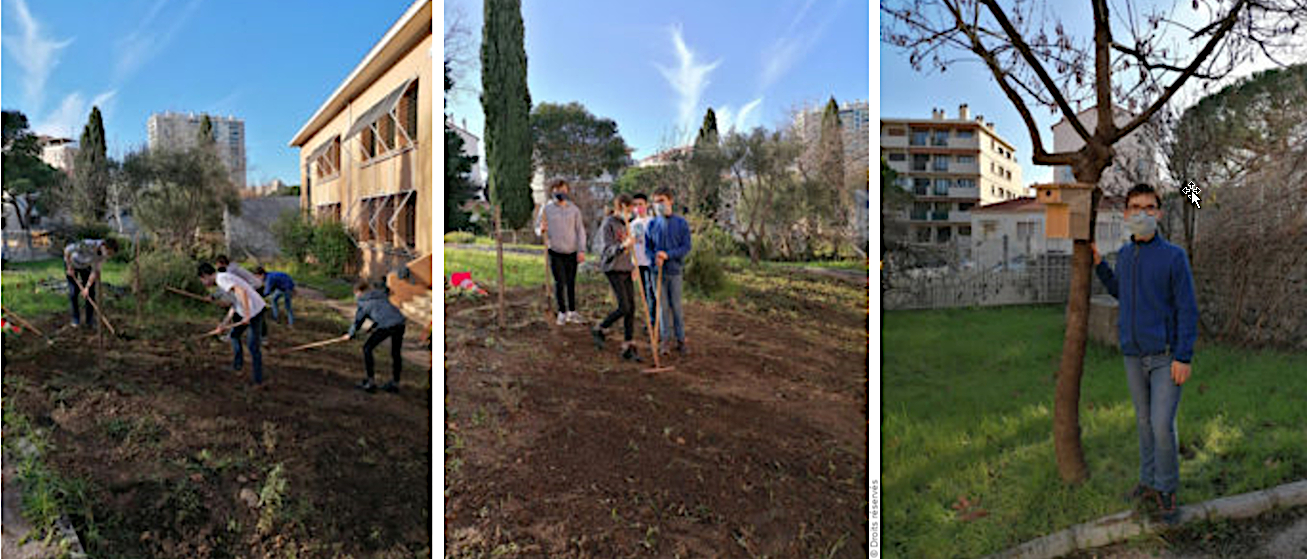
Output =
[{"x1": 223, "y1": 196, "x2": 300, "y2": 259}]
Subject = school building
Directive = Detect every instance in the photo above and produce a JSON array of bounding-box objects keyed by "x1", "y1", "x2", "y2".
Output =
[{"x1": 289, "y1": 0, "x2": 432, "y2": 281}]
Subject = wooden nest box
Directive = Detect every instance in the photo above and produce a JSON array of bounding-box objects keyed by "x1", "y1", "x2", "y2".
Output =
[{"x1": 1035, "y1": 182, "x2": 1094, "y2": 240}]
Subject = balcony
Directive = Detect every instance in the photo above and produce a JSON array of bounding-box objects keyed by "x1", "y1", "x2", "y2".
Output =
[
  {"x1": 910, "y1": 210, "x2": 929, "y2": 220},
  {"x1": 931, "y1": 211, "x2": 950, "y2": 221},
  {"x1": 882, "y1": 135, "x2": 908, "y2": 148},
  {"x1": 950, "y1": 211, "x2": 971, "y2": 222},
  {"x1": 913, "y1": 186, "x2": 929, "y2": 196},
  {"x1": 948, "y1": 186, "x2": 979, "y2": 198}
]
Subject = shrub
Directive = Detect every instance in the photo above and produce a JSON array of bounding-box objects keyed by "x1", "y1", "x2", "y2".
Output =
[
  {"x1": 310, "y1": 220, "x2": 357, "y2": 274},
  {"x1": 685, "y1": 244, "x2": 728, "y2": 297},
  {"x1": 271, "y1": 210, "x2": 314, "y2": 263},
  {"x1": 444, "y1": 231, "x2": 475, "y2": 244},
  {"x1": 132, "y1": 250, "x2": 203, "y2": 299}
]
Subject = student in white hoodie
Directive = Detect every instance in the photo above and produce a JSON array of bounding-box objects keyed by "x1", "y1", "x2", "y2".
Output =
[{"x1": 534, "y1": 179, "x2": 587, "y2": 325}]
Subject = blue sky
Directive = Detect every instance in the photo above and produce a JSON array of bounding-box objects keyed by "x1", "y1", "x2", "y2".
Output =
[
  {"x1": 879, "y1": 1, "x2": 1292, "y2": 187},
  {"x1": 2, "y1": 0, "x2": 414, "y2": 186},
  {"x1": 444, "y1": 0, "x2": 870, "y2": 162}
]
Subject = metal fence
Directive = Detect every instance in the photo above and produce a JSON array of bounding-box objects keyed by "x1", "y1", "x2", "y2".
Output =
[
  {"x1": 883, "y1": 253, "x2": 1101, "y2": 310},
  {"x1": 2, "y1": 230, "x2": 56, "y2": 262}
]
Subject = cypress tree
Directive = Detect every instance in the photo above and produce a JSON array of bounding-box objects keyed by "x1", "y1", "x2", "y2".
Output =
[
  {"x1": 72, "y1": 106, "x2": 110, "y2": 224},
  {"x1": 818, "y1": 97, "x2": 846, "y2": 223},
  {"x1": 480, "y1": 0, "x2": 533, "y2": 229}
]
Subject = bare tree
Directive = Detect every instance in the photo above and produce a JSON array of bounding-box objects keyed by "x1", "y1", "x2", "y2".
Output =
[{"x1": 883, "y1": 0, "x2": 1307, "y2": 483}]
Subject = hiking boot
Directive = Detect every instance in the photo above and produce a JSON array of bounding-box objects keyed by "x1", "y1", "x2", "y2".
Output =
[
  {"x1": 356, "y1": 379, "x2": 376, "y2": 393},
  {"x1": 622, "y1": 346, "x2": 642, "y2": 362},
  {"x1": 591, "y1": 327, "x2": 606, "y2": 350},
  {"x1": 676, "y1": 340, "x2": 689, "y2": 355},
  {"x1": 556, "y1": 312, "x2": 567, "y2": 326},
  {"x1": 380, "y1": 381, "x2": 399, "y2": 393},
  {"x1": 1154, "y1": 491, "x2": 1180, "y2": 525},
  {"x1": 1124, "y1": 483, "x2": 1158, "y2": 504}
]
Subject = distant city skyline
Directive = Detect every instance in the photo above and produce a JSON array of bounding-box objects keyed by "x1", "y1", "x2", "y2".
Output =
[{"x1": 1, "y1": 0, "x2": 413, "y2": 186}]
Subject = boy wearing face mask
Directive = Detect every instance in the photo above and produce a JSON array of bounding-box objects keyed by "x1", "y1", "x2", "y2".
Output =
[
  {"x1": 592, "y1": 194, "x2": 642, "y2": 361},
  {"x1": 629, "y1": 193, "x2": 656, "y2": 327},
  {"x1": 534, "y1": 178, "x2": 587, "y2": 325},
  {"x1": 644, "y1": 187, "x2": 693, "y2": 356},
  {"x1": 1091, "y1": 183, "x2": 1198, "y2": 526}
]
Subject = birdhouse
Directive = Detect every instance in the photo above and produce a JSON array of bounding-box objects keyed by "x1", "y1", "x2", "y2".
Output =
[{"x1": 1035, "y1": 182, "x2": 1094, "y2": 240}]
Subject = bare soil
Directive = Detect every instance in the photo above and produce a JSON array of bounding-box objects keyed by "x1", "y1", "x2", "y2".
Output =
[
  {"x1": 444, "y1": 273, "x2": 869, "y2": 558},
  {"x1": 2, "y1": 302, "x2": 432, "y2": 558}
]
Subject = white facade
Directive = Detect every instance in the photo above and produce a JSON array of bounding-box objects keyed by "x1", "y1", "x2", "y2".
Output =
[
  {"x1": 40, "y1": 141, "x2": 78, "y2": 174},
  {"x1": 971, "y1": 197, "x2": 1128, "y2": 270},
  {"x1": 447, "y1": 117, "x2": 483, "y2": 192},
  {"x1": 1051, "y1": 106, "x2": 1167, "y2": 194},
  {"x1": 147, "y1": 112, "x2": 246, "y2": 187}
]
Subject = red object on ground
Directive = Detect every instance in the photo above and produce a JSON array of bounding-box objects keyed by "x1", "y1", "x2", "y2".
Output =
[{"x1": 450, "y1": 272, "x2": 472, "y2": 287}]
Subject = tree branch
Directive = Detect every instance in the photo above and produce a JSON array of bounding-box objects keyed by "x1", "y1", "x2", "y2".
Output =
[
  {"x1": 1118, "y1": 0, "x2": 1250, "y2": 141},
  {"x1": 980, "y1": 0, "x2": 1093, "y2": 143},
  {"x1": 1093, "y1": 0, "x2": 1117, "y2": 140},
  {"x1": 1111, "y1": 42, "x2": 1222, "y2": 79}
]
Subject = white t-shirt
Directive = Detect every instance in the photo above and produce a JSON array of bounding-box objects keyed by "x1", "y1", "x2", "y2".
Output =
[
  {"x1": 630, "y1": 216, "x2": 653, "y2": 267},
  {"x1": 216, "y1": 272, "x2": 266, "y2": 319}
]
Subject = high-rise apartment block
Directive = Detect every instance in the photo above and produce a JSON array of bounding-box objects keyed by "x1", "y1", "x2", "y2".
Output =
[
  {"x1": 881, "y1": 104, "x2": 1024, "y2": 246},
  {"x1": 147, "y1": 112, "x2": 246, "y2": 188}
]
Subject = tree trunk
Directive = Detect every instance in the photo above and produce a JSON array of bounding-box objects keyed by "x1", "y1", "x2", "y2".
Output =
[
  {"x1": 1053, "y1": 164, "x2": 1106, "y2": 485},
  {"x1": 495, "y1": 204, "x2": 506, "y2": 330}
]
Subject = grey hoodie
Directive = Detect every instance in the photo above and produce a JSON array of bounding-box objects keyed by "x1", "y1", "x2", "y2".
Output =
[{"x1": 348, "y1": 289, "x2": 407, "y2": 337}]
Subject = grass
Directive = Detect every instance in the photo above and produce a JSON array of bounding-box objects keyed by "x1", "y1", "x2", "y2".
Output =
[
  {"x1": 444, "y1": 247, "x2": 604, "y2": 291},
  {"x1": 2, "y1": 258, "x2": 131, "y2": 318},
  {"x1": 882, "y1": 305, "x2": 1307, "y2": 558},
  {"x1": 260, "y1": 259, "x2": 355, "y2": 301}
]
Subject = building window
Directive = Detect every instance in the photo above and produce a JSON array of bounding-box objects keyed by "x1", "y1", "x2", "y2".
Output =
[
  {"x1": 933, "y1": 157, "x2": 949, "y2": 171},
  {"x1": 913, "y1": 178, "x2": 930, "y2": 195},
  {"x1": 959, "y1": 225, "x2": 972, "y2": 236},
  {"x1": 937, "y1": 227, "x2": 952, "y2": 243},
  {"x1": 910, "y1": 129, "x2": 928, "y2": 146},
  {"x1": 932, "y1": 130, "x2": 949, "y2": 146},
  {"x1": 956, "y1": 155, "x2": 975, "y2": 163},
  {"x1": 401, "y1": 81, "x2": 419, "y2": 147},
  {"x1": 888, "y1": 152, "x2": 906, "y2": 161},
  {"x1": 982, "y1": 220, "x2": 998, "y2": 238},
  {"x1": 959, "y1": 202, "x2": 975, "y2": 212},
  {"x1": 916, "y1": 227, "x2": 932, "y2": 242},
  {"x1": 1017, "y1": 222, "x2": 1035, "y2": 239},
  {"x1": 312, "y1": 137, "x2": 341, "y2": 181},
  {"x1": 912, "y1": 154, "x2": 929, "y2": 171},
  {"x1": 956, "y1": 129, "x2": 974, "y2": 138},
  {"x1": 934, "y1": 179, "x2": 950, "y2": 195},
  {"x1": 886, "y1": 127, "x2": 906, "y2": 136},
  {"x1": 956, "y1": 179, "x2": 976, "y2": 188},
  {"x1": 362, "y1": 127, "x2": 377, "y2": 160},
  {"x1": 316, "y1": 203, "x2": 341, "y2": 222}
]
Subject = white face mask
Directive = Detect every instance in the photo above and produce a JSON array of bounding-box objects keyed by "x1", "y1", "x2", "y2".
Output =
[
  {"x1": 1127, "y1": 213, "x2": 1157, "y2": 239},
  {"x1": 654, "y1": 202, "x2": 671, "y2": 217}
]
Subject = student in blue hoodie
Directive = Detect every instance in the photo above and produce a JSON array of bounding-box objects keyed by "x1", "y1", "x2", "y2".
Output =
[
  {"x1": 645, "y1": 186, "x2": 693, "y2": 356},
  {"x1": 1091, "y1": 183, "x2": 1198, "y2": 525},
  {"x1": 254, "y1": 267, "x2": 296, "y2": 326},
  {"x1": 347, "y1": 280, "x2": 408, "y2": 393}
]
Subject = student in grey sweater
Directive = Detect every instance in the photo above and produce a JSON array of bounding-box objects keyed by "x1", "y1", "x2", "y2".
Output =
[
  {"x1": 591, "y1": 194, "x2": 642, "y2": 362},
  {"x1": 534, "y1": 179, "x2": 587, "y2": 325},
  {"x1": 347, "y1": 280, "x2": 408, "y2": 393}
]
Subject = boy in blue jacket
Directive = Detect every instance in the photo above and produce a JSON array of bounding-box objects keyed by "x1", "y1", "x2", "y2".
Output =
[
  {"x1": 645, "y1": 186, "x2": 693, "y2": 356},
  {"x1": 1091, "y1": 183, "x2": 1198, "y2": 525},
  {"x1": 347, "y1": 280, "x2": 408, "y2": 393},
  {"x1": 255, "y1": 267, "x2": 296, "y2": 326}
]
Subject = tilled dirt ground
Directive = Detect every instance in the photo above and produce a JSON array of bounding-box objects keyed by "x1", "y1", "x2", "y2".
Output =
[
  {"x1": 445, "y1": 271, "x2": 869, "y2": 558},
  {"x1": 2, "y1": 300, "x2": 432, "y2": 558}
]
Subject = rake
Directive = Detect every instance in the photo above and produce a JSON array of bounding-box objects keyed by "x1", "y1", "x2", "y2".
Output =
[{"x1": 629, "y1": 224, "x2": 672, "y2": 373}]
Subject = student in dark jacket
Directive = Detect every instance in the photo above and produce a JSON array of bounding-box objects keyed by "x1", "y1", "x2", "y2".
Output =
[
  {"x1": 347, "y1": 280, "x2": 408, "y2": 393},
  {"x1": 1091, "y1": 183, "x2": 1198, "y2": 526},
  {"x1": 591, "y1": 194, "x2": 642, "y2": 362},
  {"x1": 644, "y1": 186, "x2": 693, "y2": 356}
]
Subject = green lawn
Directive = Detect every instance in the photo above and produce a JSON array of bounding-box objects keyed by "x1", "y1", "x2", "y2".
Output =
[
  {"x1": 2, "y1": 259, "x2": 132, "y2": 318},
  {"x1": 883, "y1": 305, "x2": 1307, "y2": 558}
]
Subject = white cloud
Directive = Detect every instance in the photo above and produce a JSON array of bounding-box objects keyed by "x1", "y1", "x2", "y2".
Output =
[
  {"x1": 35, "y1": 90, "x2": 118, "y2": 139},
  {"x1": 655, "y1": 24, "x2": 721, "y2": 143},
  {"x1": 715, "y1": 97, "x2": 765, "y2": 135},
  {"x1": 759, "y1": 0, "x2": 839, "y2": 90},
  {"x1": 1, "y1": 0, "x2": 75, "y2": 114},
  {"x1": 113, "y1": 0, "x2": 202, "y2": 82}
]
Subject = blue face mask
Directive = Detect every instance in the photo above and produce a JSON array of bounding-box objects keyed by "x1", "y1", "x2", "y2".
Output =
[{"x1": 553, "y1": 192, "x2": 567, "y2": 202}]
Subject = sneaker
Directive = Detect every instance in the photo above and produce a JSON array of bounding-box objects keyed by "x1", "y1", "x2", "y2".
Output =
[
  {"x1": 591, "y1": 327, "x2": 606, "y2": 350},
  {"x1": 356, "y1": 379, "x2": 376, "y2": 393},
  {"x1": 567, "y1": 311, "x2": 584, "y2": 324},
  {"x1": 380, "y1": 381, "x2": 399, "y2": 393},
  {"x1": 556, "y1": 312, "x2": 567, "y2": 326},
  {"x1": 1155, "y1": 491, "x2": 1180, "y2": 525},
  {"x1": 622, "y1": 346, "x2": 642, "y2": 362}
]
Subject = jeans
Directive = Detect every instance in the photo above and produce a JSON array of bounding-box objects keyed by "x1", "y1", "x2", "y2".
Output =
[
  {"x1": 230, "y1": 310, "x2": 265, "y2": 384},
  {"x1": 658, "y1": 272, "x2": 685, "y2": 344},
  {"x1": 638, "y1": 266, "x2": 657, "y2": 325},
  {"x1": 268, "y1": 289, "x2": 294, "y2": 325},
  {"x1": 601, "y1": 271, "x2": 635, "y2": 342},
  {"x1": 1124, "y1": 352, "x2": 1184, "y2": 493},
  {"x1": 66, "y1": 268, "x2": 95, "y2": 326},
  {"x1": 548, "y1": 250, "x2": 578, "y2": 313},
  {"x1": 364, "y1": 323, "x2": 406, "y2": 383}
]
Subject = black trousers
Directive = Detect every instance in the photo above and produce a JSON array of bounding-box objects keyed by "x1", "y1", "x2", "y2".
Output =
[
  {"x1": 600, "y1": 271, "x2": 635, "y2": 342},
  {"x1": 65, "y1": 268, "x2": 95, "y2": 325},
  {"x1": 364, "y1": 323, "x2": 406, "y2": 383},
  {"x1": 548, "y1": 249, "x2": 579, "y2": 313}
]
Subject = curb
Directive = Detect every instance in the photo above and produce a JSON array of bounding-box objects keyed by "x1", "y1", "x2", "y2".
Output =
[{"x1": 984, "y1": 479, "x2": 1307, "y2": 559}]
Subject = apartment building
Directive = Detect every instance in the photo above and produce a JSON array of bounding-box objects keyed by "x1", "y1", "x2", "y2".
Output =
[
  {"x1": 148, "y1": 112, "x2": 246, "y2": 188},
  {"x1": 289, "y1": 0, "x2": 432, "y2": 280},
  {"x1": 881, "y1": 104, "x2": 1024, "y2": 248}
]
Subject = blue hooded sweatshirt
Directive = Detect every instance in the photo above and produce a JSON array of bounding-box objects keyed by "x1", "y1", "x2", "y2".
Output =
[
  {"x1": 1094, "y1": 233, "x2": 1199, "y2": 363},
  {"x1": 644, "y1": 214, "x2": 692, "y2": 276}
]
